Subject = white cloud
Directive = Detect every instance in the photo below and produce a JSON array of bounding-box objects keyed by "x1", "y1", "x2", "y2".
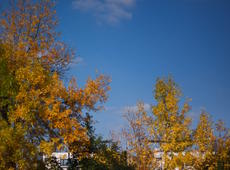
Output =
[
  {"x1": 72, "y1": 0, "x2": 135, "y2": 24},
  {"x1": 123, "y1": 103, "x2": 151, "y2": 113},
  {"x1": 68, "y1": 56, "x2": 85, "y2": 69},
  {"x1": 104, "y1": 103, "x2": 151, "y2": 116},
  {"x1": 75, "y1": 56, "x2": 84, "y2": 63}
]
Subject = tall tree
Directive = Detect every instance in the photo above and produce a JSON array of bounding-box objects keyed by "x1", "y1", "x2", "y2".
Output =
[
  {"x1": 0, "y1": 1, "x2": 110, "y2": 169},
  {"x1": 151, "y1": 77, "x2": 192, "y2": 169}
]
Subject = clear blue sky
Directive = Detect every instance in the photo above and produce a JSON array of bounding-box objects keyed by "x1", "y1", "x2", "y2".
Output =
[{"x1": 56, "y1": 0, "x2": 230, "y2": 137}]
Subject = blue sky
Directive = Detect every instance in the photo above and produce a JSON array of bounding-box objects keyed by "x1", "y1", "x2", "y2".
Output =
[{"x1": 56, "y1": 0, "x2": 230, "y2": 137}]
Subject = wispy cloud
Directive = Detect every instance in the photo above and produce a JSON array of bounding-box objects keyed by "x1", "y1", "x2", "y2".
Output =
[
  {"x1": 68, "y1": 56, "x2": 85, "y2": 69},
  {"x1": 104, "y1": 103, "x2": 151, "y2": 115},
  {"x1": 75, "y1": 56, "x2": 84, "y2": 63},
  {"x1": 123, "y1": 103, "x2": 151, "y2": 113},
  {"x1": 72, "y1": 0, "x2": 136, "y2": 24}
]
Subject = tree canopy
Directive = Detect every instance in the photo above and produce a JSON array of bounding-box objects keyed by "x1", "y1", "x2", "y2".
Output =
[{"x1": 0, "y1": 0, "x2": 110, "y2": 169}]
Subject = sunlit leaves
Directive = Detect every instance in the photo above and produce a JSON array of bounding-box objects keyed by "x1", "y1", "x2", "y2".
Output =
[
  {"x1": 122, "y1": 77, "x2": 230, "y2": 170},
  {"x1": 0, "y1": 0, "x2": 110, "y2": 169},
  {"x1": 151, "y1": 77, "x2": 192, "y2": 169}
]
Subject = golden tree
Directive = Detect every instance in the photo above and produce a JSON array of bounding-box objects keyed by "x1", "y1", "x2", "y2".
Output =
[
  {"x1": 0, "y1": 1, "x2": 110, "y2": 169},
  {"x1": 123, "y1": 102, "x2": 157, "y2": 170},
  {"x1": 0, "y1": 0, "x2": 71, "y2": 74},
  {"x1": 151, "y1": 77, "x2": 192, "y2": 170},
  {"x1": 215, "y1": 120, "x2": 230, "y2": 163},
  {"x1": 214, "y1": 120, "x2": 230, "y2": 169},
  {"x1": 193, "y1": 112, "x2": 216, "y2": 170},
  {"x1": 193, "y1": 113, "x2": 230, "y2": 170}
]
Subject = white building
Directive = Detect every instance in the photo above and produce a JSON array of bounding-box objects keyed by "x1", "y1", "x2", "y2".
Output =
[{"x1": 43, "y1": 152, "x2": 82, "y2": 170}]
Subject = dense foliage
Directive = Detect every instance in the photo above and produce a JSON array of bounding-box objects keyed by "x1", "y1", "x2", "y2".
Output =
[{"x1": 0, "y1": 0, "x2": 110, "y2": 169}]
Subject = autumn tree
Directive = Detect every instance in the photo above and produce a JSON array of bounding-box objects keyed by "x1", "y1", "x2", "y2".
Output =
[
  {"x1": 192, "y1": 112, "x2": 216, "y2": 169},
  {"x1": 0, "y1": 0, "x2": 110, "y2": 169},
  {"x1": 151, "y1": 77, "x2": 192, "y2": 169},
  {"x1": 215, "y1": 120, "x2": 230, "y2": 168},
  {"x1": 123, "y1": 102, "x2": 157, "y2": 170},
  {"x1": 193, "y1": 113, "x2": 230, "y2": 170},
  {"x1": 121, "y1": 79, "x2": 193, "y2": 170},
  {"x1": 0, "y1": 0, "x2": 71, "y2": 74},
  {"x1": 0, "y1": 43, "x2": 38, "y2": 169}
]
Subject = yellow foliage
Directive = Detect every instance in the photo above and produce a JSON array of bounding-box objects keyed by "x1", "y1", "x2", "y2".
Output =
[
  {"x1": 123, "y1": 102, "x2": 158, "y2": 170},
  {"x1": 121, "y1": 77, "x2": 230, "y2": 170},
  {"x1": 0, "y1": 0, "x2": 110, "y2": 169},
  {"x1": 151, "y1": 77, "x2": 192, "y2": 169}
]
